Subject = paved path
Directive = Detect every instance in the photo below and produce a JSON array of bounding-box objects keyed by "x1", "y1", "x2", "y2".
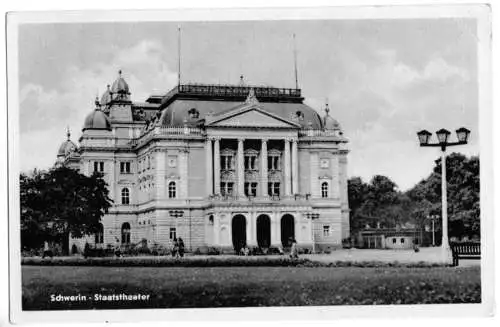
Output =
[{"x1": 302, "y1": 247, "x2": 480, "y2": 267}]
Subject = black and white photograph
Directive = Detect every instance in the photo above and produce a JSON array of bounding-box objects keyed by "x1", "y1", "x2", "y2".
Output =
[{"x1": 5, "y1": 3, "x2": 494, "y2": 324}]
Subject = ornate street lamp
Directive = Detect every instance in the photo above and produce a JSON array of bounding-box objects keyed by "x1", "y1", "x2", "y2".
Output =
[
  {"x1": 305, "y1": 212, "x2": 320, "y2": 254},
  {"x1": 416, "y1": 127, "x2": 470, "y2": 263}
]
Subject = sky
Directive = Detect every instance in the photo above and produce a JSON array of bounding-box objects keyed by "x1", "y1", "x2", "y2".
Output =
[{"x1": 17, "y1": 18, "x2": 479, "y2": 191}]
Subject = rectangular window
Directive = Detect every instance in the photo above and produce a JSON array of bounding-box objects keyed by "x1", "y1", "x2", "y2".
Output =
[
  {"x1": 273, "y1": 182, "x2": 280, "y2": 196},
  {"x1": 93, "y1": 161, "x2": 104, "y2": 173},
  {"x1": 244, "y1": 156, "x2": 249, "y2": 170},
  {"x1": 120, "y1": 162, "x2": 131, "y2": 174},
  {"x1": 245, "y1": 182, "x2": 258, "y2": 197},
  {"x1": 268, "y1": 182, "x2": 280, "y2": 196},
  {"x1": 268, "y1": 156, "x2": 279, "y2": 170},
  {"x1": 169, "y1": 228, "x2": 176, "y2": 240},
  {"x1": 221, "y1": 182, "x2": 233, "y2": 196},
  {"x1": 250, "y1": 182, "x2": 257, "y2": 196},
  {"x1": 323, "y1": 225, "x2": 330, "y2": 237}
]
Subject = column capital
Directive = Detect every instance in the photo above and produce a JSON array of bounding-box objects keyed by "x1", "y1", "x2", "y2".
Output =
[
  {"x1": 261, "y1": 138, "x2": 269, "y2": 143},
  {"x1": 237, "y1": 137, "x2": 245, "y2": 143},
  {"x1": 210, "y1": 136, "x2": 221, "y2": 142}
]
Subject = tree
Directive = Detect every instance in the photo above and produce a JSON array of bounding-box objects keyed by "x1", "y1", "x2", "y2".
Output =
[
  {"x1": 20, "y1": 166, "x2": 113, "y2": 254},
  {"x1": 406, "y1": 153, "x2": 480, "y2": 239},
  {"x1": 348, "y1": 175, "x2": 404, "y2": 232}
]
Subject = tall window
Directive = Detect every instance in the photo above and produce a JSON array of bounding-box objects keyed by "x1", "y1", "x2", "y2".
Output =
[
  {"x1": 120, "y1": 162, "x2": 131, "y2": 174},
  {"x1": 121, "y1": 222, "x2": 131, "y2": 244},
  {"x1": 244, "y1": 156, "x2": 257, "y2": 170},
  {"x1": 121, "y1": 188, "x2": 130, "y2": 205},
  {"x1": 95, "y1": 223, "x2": 104, "y2": 244},
  {"x1": 321, "y1": 182, "x2": 329, "y2": 198},
  {"x1": 93, "y1": 161, "x2": 104, "y2": 173},
  {"x1": 268, "y1": 155, "x2": 280, "y2": 170},
  {"x1": 221, "y1": 155, "x2": 234, "y2": 170},
  {"x1": 244, "y1": 182, "x2": 258, "y2": 197},
  {"x1": 169, "y1": 227, "x2": 177, "y2": 240},
  {"x1": 168, "y1": 182, "x2": 177, "y2": 198},
  {"x1": 323, "y1": 225, "x2": 330, "y2": 237},
  {"x1": 220, "y1": 182, "x2": 234, "y2": 196},
  {"x1": 268, "y1": 182, "x2": 280, "y2": 196}
]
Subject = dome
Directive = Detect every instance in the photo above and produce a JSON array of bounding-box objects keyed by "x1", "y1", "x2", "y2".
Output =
[
  {"x1": 323, "y1": 103, "x2": 342, "y2": 131},
  {"x1": 57, "y1": 140, "x2": 77, "y2": 156},
  {"x1": 57, "y1": 128, "x2": 77, "y2": 156},
  {"x1": 111, "y1": 70, "x2": 130, "y2": 94},
  {"x1": 159, "y1": 101, "x2": 324, "y2": 129},
  {"x1": 324, "y1": 115, "x2": 342, "y2": 131},
  {"x1": 83, "y1": 109, "x2": 111, "y2": 131},
  {"x1": 101, "y1": 85, "x2": 112, "y2": 105}
]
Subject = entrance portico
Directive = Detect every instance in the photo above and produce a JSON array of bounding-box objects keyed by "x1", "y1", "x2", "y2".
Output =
[{"x1": 218, "y1": 210, "x2": 310, "y2": 252}]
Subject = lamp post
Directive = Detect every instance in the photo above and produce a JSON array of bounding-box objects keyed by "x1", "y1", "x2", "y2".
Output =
[
  {"x1": 305, "y1": 212, "x2": 320, "y2": 254},
  {"x1": 417, "y1": 127, "x2": 470, "y2": 263},
  {"x1": 428, "y1": 214, "x2": 440, "y2": 247}
]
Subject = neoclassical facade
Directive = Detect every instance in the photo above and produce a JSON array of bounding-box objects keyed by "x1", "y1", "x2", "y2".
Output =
[{"x1": 58, "y1": 71, "x2": 350, "y2": 253}]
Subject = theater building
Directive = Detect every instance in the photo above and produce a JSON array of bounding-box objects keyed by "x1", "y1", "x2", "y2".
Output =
[{"x1": 58, "y1": 71, "x2": 350, "y2": 253}]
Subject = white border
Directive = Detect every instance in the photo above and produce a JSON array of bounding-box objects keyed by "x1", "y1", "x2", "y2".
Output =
[{"x1": 4, "y1": 2, "x2": 495, "y2": 325}]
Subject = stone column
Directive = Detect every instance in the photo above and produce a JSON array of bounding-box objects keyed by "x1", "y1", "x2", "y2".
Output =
[
  {"x1": 237, "y1": 138, "x2": 245, "y2": 197},
  {"x1": 260, "y1": 139, "x2": 268, "y2": 197},
  {"x1": 214, "y1": 213, "x2": 220, "y2": 245},
  {"x1": 214, "y1": 138, "x2": 221, "y2": 195},
  {"x1": 205, "y1": 138, "x2": 213, "y2": 196},
  {"x1": 284, "y1": 139, "x2": 291, "y2": 196},
  {"x1": 271, "y1": 212, "x2": 281, "y2": 247},
  {"x1": 248, "y1": 212, "x2": 257, "y2": 247},
  {"x1": 292, "y1": 138, "x2": 298, "y2": 195}
]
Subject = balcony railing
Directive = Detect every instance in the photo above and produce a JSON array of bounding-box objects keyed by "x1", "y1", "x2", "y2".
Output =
[
  {"x1": 178, "y1": 84, "x2": 302, "y2": 99},
  {"x1": 130, "y1": 126, "x2": 204, "y2": 147},
  {"x1": 298, "y1": 129, "x2": 342, "y2": 137},
  {"x1": 207, "y1": 194, "x2": 311, "y2": 203}
]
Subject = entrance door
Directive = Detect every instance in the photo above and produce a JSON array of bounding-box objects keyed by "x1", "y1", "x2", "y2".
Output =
[
  {"x1": 256, "y1": 214, "x2": 271, "y2": 249},
  {"x1": 281, "y1": 214, "x2": 295, "y2": 248},
  {"x1": 232, "y1": 215, "x2": 247, "y2": 253}
]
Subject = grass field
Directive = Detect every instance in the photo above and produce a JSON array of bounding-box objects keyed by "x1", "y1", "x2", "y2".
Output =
[{"x1": 22, "y1": 265, "x2": 481, "y2": 310}]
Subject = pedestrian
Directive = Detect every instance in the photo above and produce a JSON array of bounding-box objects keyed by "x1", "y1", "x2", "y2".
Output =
[
  {"x1": 42, "y1": 241, "x2": 53, "y2": 259},
  {"x1": 289, "y1": 238, "x2": 299, "y2": 260},
  {"x1": 178, "y1": 237, "x2": 185, "y2": 258},
  {"x1": 114, "y1": 237, "x2": 122, "y2": 258},
  {"x1": 172, "y1": 238, "x2": 179, "y2": 258}
]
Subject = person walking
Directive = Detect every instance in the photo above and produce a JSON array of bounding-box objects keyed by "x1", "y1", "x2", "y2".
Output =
[
  {"x1": 42, "y1": 241, "x2": 53, "y2": 259},
  {"x1": 289, "y1": 238, "x2": 299, "y2": 260},
  {"x1": 178, "y1": 237, "x2": 185, "y2": 258},
  {"x1": 172, "y1": 238, "x2": 179, "y2": 258}
]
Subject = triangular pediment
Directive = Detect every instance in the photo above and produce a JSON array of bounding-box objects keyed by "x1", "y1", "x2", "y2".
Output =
[{"x1": 206, "y1": 106, "x2": 301, "y2": 129}]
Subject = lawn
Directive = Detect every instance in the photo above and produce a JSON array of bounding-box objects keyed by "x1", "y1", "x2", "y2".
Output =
[{"x1": 22, "y1": 265, "x2": 481, "y2": 310}]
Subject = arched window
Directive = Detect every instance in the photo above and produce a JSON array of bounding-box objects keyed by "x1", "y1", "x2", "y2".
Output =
[
  {"x1": 168, "y1": 181, "x2": 177, "y2": 198},
  {"x1": 121, "y1": 188, "x2": 130, "y2": 204},
  {"x1": 95, "y1": 223, "x2": 104, "y2": 244},
  {"x1": 321, "y1": 182, "x2": 329, "y2": 198},
  {"x1": 121, "y1": 222, "x2": 131, "y2": 244}
]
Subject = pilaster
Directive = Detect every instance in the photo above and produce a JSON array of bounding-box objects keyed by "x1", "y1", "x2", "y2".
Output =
[
  {"x1": 260, "y1": 139, "x2": 268, "y2": 197},
  {"x1": 214, "y1": 138, "x2": 221, "y2": 195},
  {"x1": 284, "y1": 139, "x2": 291, "y2": 196},
  {"x1": 237, "y1": 138, "x2": 245, "y2": 196},
  {"x1": 205, "y1": 138, "x2": 213, "y2": 196},
  {"x1": 292, "y1": 138, "x2": 298, "y2": 194}
]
